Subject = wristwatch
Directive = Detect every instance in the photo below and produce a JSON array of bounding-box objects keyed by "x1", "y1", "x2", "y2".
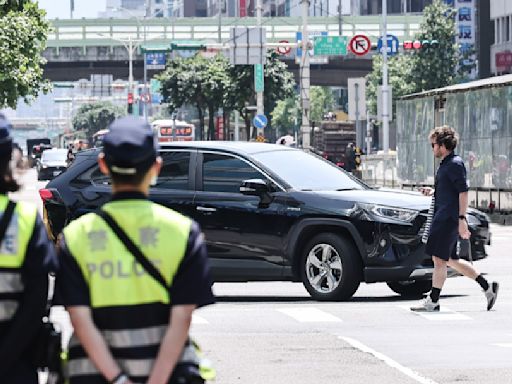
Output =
[{"x1": 458, "y1": 215, "x2": 467, "y2": 221}]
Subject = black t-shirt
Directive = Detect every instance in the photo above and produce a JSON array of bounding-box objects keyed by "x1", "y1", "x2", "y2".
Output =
[
  {"x1": 433, "y1": 152, "x2": 469, "y2": 222},
  {"x1": 55, "y1": 195, "x2": 215, "y2": 309}
]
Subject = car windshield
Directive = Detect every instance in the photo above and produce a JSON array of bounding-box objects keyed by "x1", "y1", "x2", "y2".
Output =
[
  {"x1": 42, "y1": 149, "x2": 67, "y2": 162},
  {"x1": 253, "y1": 149, "x2": 368, "y2": 191}
]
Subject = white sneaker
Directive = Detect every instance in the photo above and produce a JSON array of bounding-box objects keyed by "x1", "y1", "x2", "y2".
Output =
[
  {"x1": 485, "y1": 282, "x2": 499, "y2": 311},
  {"x1": 410, "y1": 296, "x2": 440, "y2": 312}
]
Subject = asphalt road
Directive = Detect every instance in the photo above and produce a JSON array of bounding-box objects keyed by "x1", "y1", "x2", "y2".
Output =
[{"x1": 13, "y1": 169, "x2": 512, "y2": 384}]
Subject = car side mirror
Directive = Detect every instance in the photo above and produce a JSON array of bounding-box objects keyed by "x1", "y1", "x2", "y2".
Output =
[{"x1": 240, "y1": 179, "x2": 270, "y2": 196}]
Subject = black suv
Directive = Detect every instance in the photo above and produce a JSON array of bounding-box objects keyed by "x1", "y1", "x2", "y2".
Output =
[{"x1": 40, "y1": 142, "x2": 491, "y2": 301}]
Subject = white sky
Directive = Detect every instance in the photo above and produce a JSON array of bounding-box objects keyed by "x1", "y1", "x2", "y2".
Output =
[{"x1": 36, "y1": 0, "x2": 107, "y2": 19}]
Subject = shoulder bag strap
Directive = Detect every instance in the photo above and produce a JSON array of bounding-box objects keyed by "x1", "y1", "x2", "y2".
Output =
[
  {"x1": 0, "y1": 200, "x2": 17, "y2": 244},
  {"x1": 95, "y1": 209, "x2": 169, "y2": 292}
]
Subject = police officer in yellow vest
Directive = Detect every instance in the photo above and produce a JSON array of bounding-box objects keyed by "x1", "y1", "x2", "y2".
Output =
[
  {"x1": 0, "y1": 113, "x2": 58, "y2": 383},
  {"x1": 56, "y1": 116, "x2": 214, "y2": 384}
]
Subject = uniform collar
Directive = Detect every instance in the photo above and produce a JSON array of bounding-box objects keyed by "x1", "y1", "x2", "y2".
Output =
[
  {"x1": 440, "y1": 151, "x2": 455, "y2": 165},
  {"x1": 111, "y1": 191, "x2": 147, "y2": 201}
]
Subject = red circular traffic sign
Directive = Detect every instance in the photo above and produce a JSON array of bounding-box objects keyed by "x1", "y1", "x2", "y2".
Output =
[
  {"x1": 276, "y1": 40, "x2": 291, "y2": 55},
  {"x1": 349, "y1": 35, "x2": 371, "y2": 56}
]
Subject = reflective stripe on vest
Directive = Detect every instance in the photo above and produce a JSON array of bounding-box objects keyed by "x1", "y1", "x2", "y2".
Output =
[
  {"x1": 68, "y1": 325, "x2": 167, "y2": 349},
  {"x1": 0, "y1": 196, "x2": 38, "y2": 323},
  {"x1": 68, "y1": 358, "x2": 155, "y2": 378},
  {"x1": 63, "y1": 200, "x2": 191, "y2": 308},
  {"x1": 0, "y1": 300, "x2": 19, "y2": 321},
  {"x1": 0, "y1": 271, "x2": 23, "y2": 293}
]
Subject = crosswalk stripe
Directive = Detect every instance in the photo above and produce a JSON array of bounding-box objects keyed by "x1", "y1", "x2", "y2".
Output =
[
  {"x1": 398, "y1": 305, "x2": 472, "y2": 321},
  {"x1": 277, "y1": 307, "x2": 342, "y2": 323}
]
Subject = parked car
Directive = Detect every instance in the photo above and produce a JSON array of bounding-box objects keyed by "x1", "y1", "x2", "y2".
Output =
[
  {"x1": 39, "y1": 142, "x2": 491, "y2": 301},
  {"x1": 36, "y1": 148, "x2": 68, "y2": 181}
]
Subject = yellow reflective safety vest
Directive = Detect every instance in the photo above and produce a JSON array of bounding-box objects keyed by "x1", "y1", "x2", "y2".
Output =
[
  {"x1": 63, "y1": 199, "x2": 192, "y2": 382},
  {"x1": 0, "y1": 195, "x2": 38, "y2": 323}
]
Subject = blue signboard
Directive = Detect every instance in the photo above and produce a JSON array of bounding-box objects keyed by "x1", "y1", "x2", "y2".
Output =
[
  {"x1": 145, "y1": 52, "x2": 167, "y2": 69},
  {"x1": 377, "y1": 35, "x2": 399, "y2": 56},
  {"x1": 253, "y1": 114, "x2": 268, "y2": 129}
]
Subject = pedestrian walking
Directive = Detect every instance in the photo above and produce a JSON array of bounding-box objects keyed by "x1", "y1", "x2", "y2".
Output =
[
  {"x1": 55, "y1": 116, "x2": 215, "y2": 384},
  {"x1": 0, "y1": 114, "x2": 58, "y2": 383},
  {"x1": 411, "y1": 125, "x2": 499, "y2": 312}
]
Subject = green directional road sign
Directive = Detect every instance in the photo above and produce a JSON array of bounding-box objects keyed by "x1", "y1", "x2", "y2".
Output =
[
  {"x1": 313, "y1": 36, "x2": 348, "y2": 56},
  {"x1": 254, "y1": 64, "x2": 264, "y2": 93}
]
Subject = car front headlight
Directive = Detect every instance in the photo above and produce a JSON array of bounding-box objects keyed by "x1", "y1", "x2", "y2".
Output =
[{"x1": 358, "y1": 203, "x2": 419, "y2": 223}]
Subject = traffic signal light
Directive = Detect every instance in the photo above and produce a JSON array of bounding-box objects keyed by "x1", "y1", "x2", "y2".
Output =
[
  {"x1": 403, "y1": 39, "x2": 439, "y2": 50},
  {"x1": 127, "y1": 92, "x2": 134, "y2": 114},
  {"x1": 355, "y1": 147, "x2": 362, "y2": 169}
]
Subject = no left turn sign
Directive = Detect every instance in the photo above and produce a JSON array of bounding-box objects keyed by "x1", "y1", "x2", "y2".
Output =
[
  {"x1": 349, "y1": 35, "x2": 371, "y2": 56},
  {"x1": 276, "y1": 40, "x2": 291, "y2": 55}
]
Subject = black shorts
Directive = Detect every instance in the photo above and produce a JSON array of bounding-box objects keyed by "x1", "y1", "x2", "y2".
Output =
[{"x1": 425, "y1": 218, "x2": 460, "y2": 261}]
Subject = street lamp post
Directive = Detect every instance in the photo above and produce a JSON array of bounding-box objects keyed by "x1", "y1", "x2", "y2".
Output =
[{"x1": 104, "y1": 5, "x2": 167, "y2": 120}]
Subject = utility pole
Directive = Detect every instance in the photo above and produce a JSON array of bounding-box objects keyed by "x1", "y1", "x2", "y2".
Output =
[
  {"x1": 143, "y1": 15, "x2": 148, "y2": 122},
  {"x1": 256, "y1": 0, "x2": 264, "y2": 126},
  {"x1": 300, "y1": 0, "x2": 311, "y2": 148},
  {"x1": 338, "y1": 0, "x2": 342, "y2": 36},
  {"x1": 218, "y1": 0, "x2": 222, "y2": 43},
  {"x1": 70, "y1": 0, "x2": 74, "y2": 19},
  {"x1": 381, "y1": 0, "x2": 390, "y2": 153}
]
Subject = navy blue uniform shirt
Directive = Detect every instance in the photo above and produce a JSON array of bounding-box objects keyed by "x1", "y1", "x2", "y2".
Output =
[{"x1": 433, "y1": 152, "x2": 469, "y2": 222}]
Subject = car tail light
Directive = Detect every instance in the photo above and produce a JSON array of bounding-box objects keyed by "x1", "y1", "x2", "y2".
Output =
[{"x1": 39, "y1": 189, "x2": 54, "y2": 202}]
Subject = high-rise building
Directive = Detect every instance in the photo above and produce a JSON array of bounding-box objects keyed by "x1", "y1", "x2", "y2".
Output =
[
  {"x1": 170, "y1": 0, "x2": 208, "y2": 17},
  {"x1": 100, "y1": 0, "x2": 146, "y2": 18}
]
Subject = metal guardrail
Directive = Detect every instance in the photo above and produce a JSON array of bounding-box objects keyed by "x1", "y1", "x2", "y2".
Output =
[
  {"x1": 401, "y1": 184, "x2": 512, "y2": 213},
  {"x1": 47, "y1": 15, "x2": 422, "y2": 49}
]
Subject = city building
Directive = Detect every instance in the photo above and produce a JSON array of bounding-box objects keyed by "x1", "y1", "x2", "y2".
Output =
[
  {"x1": 490, "y1": 0, "x2": 512, "y2": 75},
  {"x1": 170, "y1": 0, "x2": 208, "y2": 17},
  {"x1": 99, "y1": 0, "x2": 147, "y2": 18}
]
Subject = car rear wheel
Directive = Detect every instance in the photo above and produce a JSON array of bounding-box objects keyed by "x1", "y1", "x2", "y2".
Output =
[
  {"x1": 300, "y1": 233, "x2": 362, "y2": 301},
  {"x1": 387, "y1": 280, "x2": 432, "y2": 298}
]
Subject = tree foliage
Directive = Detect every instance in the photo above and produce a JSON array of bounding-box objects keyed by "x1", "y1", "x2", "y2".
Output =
[
  {"x1": 0, "y1": 0, "x2": 51, "y2": 109},
  {"x1": 271, "y1": 95, "x2": 300, "y2": 136},
  {"x1": 410, "y1": 0, "x2": 458, "y2": 92},
  {"x1": 310, "y1": 86, "x2": 335, "y2": 124},
  {"x1": 366, "y1": 0, "x2": 469, "y2": 114},
  {"x1": 158, "y1": 51, "x2": 295, "y2": 140},
  {"x1": 72, "y1": 102, "x2": 126, "y2": 140}
]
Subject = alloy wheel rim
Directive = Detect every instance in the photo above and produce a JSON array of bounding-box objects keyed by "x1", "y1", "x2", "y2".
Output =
[{"x1": 305, "y1": 243, "x2": 343, "y2": 294}]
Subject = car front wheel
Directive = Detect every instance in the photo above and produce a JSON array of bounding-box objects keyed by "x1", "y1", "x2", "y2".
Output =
[
  {"x1": 387, "y1": 280, "x2": 432, "y2": 298},
  {"x1": 300, "y1": 233, "x2": 362, "y2": 301}
]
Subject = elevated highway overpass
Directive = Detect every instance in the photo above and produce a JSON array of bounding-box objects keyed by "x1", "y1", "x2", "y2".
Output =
[{"x1": 43, "y1": 15, "x2": 422, "y2": 86}]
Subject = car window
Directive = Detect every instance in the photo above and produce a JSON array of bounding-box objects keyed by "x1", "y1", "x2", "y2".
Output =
[
  {"x1": 89, "y1": 166, "x2": 111, "y2": 185},
  {"x1": 154, "y1": 151, "x2": 191, "y2": 190},
  {"x1": 42, "y1": 149, "x2": 67, "y2": 162},
  {"x1": 202, "y1": 153, "x2": 266, "y2": 193},
  {"x1": 253, "y1": 149, "x2": 368, "y2": 191}
]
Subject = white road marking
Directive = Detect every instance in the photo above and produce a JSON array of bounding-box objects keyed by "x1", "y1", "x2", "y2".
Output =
[
  {"x1": 277, "y1": 307, "x2": 342, "y2": 322},
  {"x1": 398, "y1": 305, "x2": 472, "y2": 321},
  {"x1": 341, "y1": 336, "x2": 440, "y2": 384},
  {"x1": 492, "y1": 343, "x2": 512, "y2": 348},
  {"x1": 192, "y1": 314, "x2": 209, "y2": 324}
]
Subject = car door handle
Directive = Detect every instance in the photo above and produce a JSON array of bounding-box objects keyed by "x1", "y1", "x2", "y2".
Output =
[{"x1": 196, "y1": 206, "x2": 217, "y2": 213}]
